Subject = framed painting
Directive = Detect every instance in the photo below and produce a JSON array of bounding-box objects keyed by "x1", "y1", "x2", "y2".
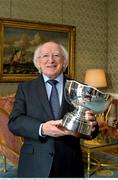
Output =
[{"x1": 0, "y1": 18, "x2": 76, "y2": 82}]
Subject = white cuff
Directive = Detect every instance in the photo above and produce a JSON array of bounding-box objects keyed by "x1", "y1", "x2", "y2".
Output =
[{"x1": 39, "y1": 123, "x2": 46, "y2": 137}]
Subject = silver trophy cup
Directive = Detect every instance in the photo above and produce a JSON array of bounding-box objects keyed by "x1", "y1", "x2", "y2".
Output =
[{"x1": 62, "y1": 80, "x2": 112, "y2": 138}]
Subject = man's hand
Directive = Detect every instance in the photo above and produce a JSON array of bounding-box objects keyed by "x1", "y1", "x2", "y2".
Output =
[
  {"x1": 42, "y1": 111, "x2": 97, "y2": 138},
  {"x1": 85, "y1": 110, "x2": 97, "y2": 132},
  {"x1": 42, "y1": 120, "x2": 73, "y2": 137}
]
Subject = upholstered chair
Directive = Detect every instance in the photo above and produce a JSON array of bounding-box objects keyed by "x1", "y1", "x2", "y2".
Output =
[{"x1": 0, "y1": 94, "x2": 23, "y2": 173}]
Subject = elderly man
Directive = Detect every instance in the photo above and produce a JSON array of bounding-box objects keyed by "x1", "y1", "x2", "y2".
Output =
[{"x1": 8, "y1": 41, "x2": 99, "y2": 177}]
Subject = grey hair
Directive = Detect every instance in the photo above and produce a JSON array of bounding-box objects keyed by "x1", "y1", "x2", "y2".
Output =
[{"x1": 33, "y1": 41, "x2": 69, "y2": 73}]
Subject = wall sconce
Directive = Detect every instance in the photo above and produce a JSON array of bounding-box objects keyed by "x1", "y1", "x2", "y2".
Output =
[{"x1": 84, "y1": 68, "x2": 107, "y2": 88}]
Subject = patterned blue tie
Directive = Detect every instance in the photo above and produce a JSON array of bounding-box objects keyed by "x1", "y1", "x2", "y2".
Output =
[{"x1": 48, "y1": 80, "x2": 60, "y2": 119}]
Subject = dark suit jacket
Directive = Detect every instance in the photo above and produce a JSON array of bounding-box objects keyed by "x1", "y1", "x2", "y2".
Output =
[{"x1": 8, "y1": 75, "x2": 98, "y2": 177}]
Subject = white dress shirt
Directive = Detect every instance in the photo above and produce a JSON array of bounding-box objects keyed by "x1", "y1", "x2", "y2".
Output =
[{"x1": 39, "y1": 73, "x2": 64, "y2": 136}]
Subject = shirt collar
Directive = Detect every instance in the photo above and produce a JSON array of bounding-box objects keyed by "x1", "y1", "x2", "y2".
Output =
[{"x1": 43, "y1": 73, "x2": 63, "y2": 84}]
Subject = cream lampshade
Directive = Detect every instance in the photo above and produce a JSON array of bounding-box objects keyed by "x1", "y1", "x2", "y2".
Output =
[{"x1": 84, "y1": 68, "x2": 107, "y2": 88}]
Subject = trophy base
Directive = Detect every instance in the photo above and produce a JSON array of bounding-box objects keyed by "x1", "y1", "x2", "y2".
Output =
[{"x1": 62, "y1": 112, "x2": 92, "y2": 139}]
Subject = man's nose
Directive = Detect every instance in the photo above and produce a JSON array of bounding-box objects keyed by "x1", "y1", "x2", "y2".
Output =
[{"x1": 48, "y1": 55, "x2": 55, "y2": 61}]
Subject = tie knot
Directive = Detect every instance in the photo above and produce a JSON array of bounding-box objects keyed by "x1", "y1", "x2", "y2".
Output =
[{"x1": 48, "y1": 79, "x2": 58, "y2": 86}]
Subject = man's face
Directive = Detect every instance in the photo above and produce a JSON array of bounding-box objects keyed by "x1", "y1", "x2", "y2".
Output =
[{"x1": 37, "y1": 42, "x2": 65, "y2": 79}]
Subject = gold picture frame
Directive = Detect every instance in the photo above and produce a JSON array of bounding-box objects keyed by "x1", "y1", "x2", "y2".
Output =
[{"x1": 0, "y1": 18, "x2": 76, "y2": 82}]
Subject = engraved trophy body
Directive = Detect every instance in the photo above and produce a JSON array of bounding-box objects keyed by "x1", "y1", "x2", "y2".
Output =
[{"x1": 62, "y1": 80, "x2": 112, "y2": 139}]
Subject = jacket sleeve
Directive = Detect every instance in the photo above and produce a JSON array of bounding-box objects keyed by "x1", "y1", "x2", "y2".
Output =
[{"x1": 8, "y1": 83, "x2": 42, "y2": 141}]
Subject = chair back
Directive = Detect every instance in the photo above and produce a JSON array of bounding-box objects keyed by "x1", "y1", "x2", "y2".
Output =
[{"x1": 0, "y1": 94, "x2": 22, "y2": 165}]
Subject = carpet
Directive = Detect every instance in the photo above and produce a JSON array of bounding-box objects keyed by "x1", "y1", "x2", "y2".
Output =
[
  {"x1": 0, "y1": 152, "x2": 118, "y2": 178},
  {"x1": 0, "y1": 155, "x2": 17, "y2": 177},
  {"x1": 84, "y1": 151, "x2": 118, "y2": 178}
]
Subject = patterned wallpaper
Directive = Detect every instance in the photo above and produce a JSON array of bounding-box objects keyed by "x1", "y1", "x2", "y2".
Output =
[
  {"x1": 0, "y1": 0, "x2": 117, "y2": 95},
  {"x1": 107, "y1": 0, "x2": 118, "y2": 93},
  {"x1": 62, "y1": 0, "x2": 107, "y2": 81}
]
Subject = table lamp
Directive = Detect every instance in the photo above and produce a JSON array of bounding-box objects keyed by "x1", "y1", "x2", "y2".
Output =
[
  {"x1": 84, "y1": 68, "x2": 108, "y2": 123},
  {"x1": 84, "y1": 68, "x2": 107, "y2": 88},
  {"x1": 84, "y1": 69, "x2": 109, "y2": 146}
]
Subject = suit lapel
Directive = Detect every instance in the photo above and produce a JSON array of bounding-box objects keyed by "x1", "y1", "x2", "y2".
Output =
[
  {"x1": 58, "y1": 76, "x2": 68, "y2": 118},
  {"x1": 36, "y1": 75, "x2": 53, "y2": 120}
]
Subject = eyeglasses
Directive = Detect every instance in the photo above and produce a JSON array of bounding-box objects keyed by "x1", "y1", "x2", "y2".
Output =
[{"x1": 38, "y1": 53, "x2": 63, "y2": 61}]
